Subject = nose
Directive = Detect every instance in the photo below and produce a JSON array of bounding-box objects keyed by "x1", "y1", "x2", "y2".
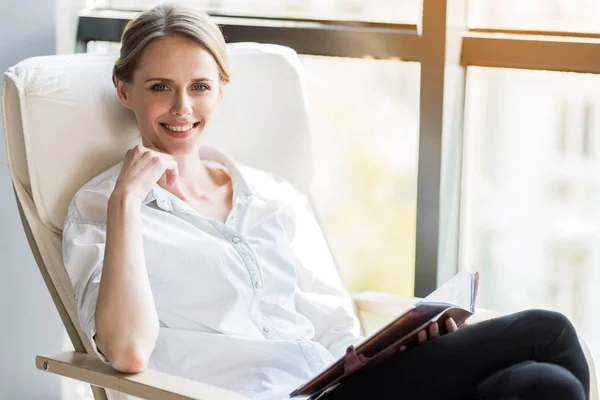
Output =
[{"x1": 170, "y1": 92, "x2": 192, "y2": 116}]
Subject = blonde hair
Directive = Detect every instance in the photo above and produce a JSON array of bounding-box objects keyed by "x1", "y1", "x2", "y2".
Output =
[{"x1": 113, "y1": 2, "x2": 231, "y2": 85}]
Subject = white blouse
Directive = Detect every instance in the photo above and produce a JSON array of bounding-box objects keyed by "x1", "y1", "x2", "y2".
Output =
[{"x1": 62, "y1": 145, "x2": 364, "y2": 400}]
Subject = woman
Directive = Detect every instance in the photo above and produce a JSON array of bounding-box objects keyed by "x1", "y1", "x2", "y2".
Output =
[{"x1": 63, "y1": 2, "x2": 590, "y2": 399}]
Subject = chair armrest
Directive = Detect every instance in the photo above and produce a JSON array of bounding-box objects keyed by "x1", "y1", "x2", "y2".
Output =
[
  {"x1": 36, "y1": 351, "x2": 249, "y2": 400},
  {"x1": 352, "y1": 291, "x2": 416, "y2": 316},
  {"x1": 351, "y1": 291, "x2": 500, "y2": 322},
  {"x1": 351, "y1": 291, "x2": 598, "y2": 400}
]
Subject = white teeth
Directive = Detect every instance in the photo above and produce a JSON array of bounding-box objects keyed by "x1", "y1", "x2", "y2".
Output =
[{"x1": 164, "y1": 123, "x2": 194, "y2": 132}]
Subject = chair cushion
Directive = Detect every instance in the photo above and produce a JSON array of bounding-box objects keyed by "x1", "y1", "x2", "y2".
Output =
[{"x1": 2, "y1": 43, "x2": 313, "y2": 234}]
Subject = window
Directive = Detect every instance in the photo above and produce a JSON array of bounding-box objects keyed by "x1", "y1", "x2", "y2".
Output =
[
  {"x1": 303, "y1": 55, "x2": 419, "y2": 296},
  {"x1": 470, "y1": 0, "x2": 600, "y2": 33},
  {"x1": 84, "y1": 43, "x2": 420, "y2": 297},
  {"x1": 463, "y1": 2, "x2": 600, "y2": 384},
  {"x1": 89, "y1": 0, "x2": 421, "y2": 23},
  {"x1": 462, "y1": 66, "x2": 600, "y2": 377}
]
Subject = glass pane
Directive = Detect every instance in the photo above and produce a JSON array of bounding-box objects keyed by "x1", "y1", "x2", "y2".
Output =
[
  {"x1": 90, "y1": 0, "x2": 421, "y2": 24},
  {"x1": 86, "y1": 43, "x2": 420, "y2": 297},
  {"x1": 85, "y1": 41, "x2": 120, "y2": 53},
  {"x1": 462, "y1": 67, "x2": 600, "y2": 384},
  {"x1": 470, "y1": 0, "x2": 600, "y2": 32},
  {"x1": 301, "y1": 55, "x2": 419, "y2": 297}
]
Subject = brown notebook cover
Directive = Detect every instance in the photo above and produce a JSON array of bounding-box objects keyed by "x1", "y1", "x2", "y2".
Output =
[{"x1": 290, "y1": 270, "x2": 479, "y2": 399}]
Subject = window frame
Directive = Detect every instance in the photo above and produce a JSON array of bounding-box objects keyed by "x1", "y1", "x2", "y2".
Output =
[
  {"x1": 75, "y1": 0, "x2": 600, "y2": 296},
  {"x1": 75, "y1": 4, "x2": 446, "y2": 298}
]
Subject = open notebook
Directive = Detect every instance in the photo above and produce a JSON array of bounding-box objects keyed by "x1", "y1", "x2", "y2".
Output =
[{"x1": 290, "y1": 269, "x2": 480, "y2": 399}]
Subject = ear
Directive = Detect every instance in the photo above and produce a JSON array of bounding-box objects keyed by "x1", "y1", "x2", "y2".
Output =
[
  {"x1": 217, "y1": 80, "x2": 224, "y2": 102},
  {"x1": 115, "y1": 77, "x2": 134, "y2": 110}
]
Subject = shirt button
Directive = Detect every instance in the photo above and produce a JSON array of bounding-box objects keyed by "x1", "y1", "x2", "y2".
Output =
[
  {"x1": 254, "y1": 281, "x2": 262, "y2": 289},
  {"x1": 262, "y1": 325, "x2": 271, "y2": 333},
  {"x1": 232, "y1": 236, "x2": 241, "y2": 243}
]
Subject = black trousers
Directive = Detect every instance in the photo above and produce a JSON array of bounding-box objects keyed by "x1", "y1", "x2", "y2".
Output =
[{"x1": 320, "y1": 310, "x2": 590, "y2": 400}]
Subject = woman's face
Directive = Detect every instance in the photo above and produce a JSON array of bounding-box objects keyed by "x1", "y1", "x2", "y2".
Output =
[{"x1": 116, "y1": 34, "x2": 224, "y2": 156}]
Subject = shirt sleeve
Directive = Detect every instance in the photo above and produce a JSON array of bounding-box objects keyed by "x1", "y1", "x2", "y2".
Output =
[
  {"x1": 290, "y1": 193, "x2": 365, "y2": 360},
  {"x1": 62, "y1": 217, "x2": 110, "y2": 364}
]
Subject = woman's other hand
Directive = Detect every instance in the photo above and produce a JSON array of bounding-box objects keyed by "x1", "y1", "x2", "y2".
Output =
[
  {"x1": 398, "y1": 318, "x2": 462, "y2": 352},
  {"x1": 111, "y1": 144, "x2": 179, "y2": 202}
]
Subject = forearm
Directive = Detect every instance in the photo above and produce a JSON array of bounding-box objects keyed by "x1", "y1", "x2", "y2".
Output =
[{"x1": 95, "y1": 191, "x2": 159, "y2": 372}]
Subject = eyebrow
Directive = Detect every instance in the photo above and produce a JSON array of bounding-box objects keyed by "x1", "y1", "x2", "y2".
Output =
[{"x1": 144, "y1": 77, "x2": 214, "y2": 84}]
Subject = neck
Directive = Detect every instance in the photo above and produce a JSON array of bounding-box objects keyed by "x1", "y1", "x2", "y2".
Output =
[{"x1": 165, "y1": 152, "x2": 215, "y2": 200}]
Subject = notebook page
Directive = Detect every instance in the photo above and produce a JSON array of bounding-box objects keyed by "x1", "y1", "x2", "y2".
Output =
[{"x1": 423, "y1": 269, "x2": 476, "y2": 311}]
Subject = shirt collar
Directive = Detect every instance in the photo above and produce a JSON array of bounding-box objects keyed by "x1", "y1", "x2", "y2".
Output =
[{"x1": 141, "y1": 145, "x2": 260, "y2": 209}]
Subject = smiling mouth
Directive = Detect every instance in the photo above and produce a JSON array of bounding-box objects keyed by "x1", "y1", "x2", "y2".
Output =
[{"x1": 161, "y1": 122, "x2": 200, "y2": 133}]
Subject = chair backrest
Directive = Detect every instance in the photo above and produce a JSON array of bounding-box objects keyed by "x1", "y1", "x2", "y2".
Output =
[{"x1": 2, "y1": 42, "x2": 314, "y2": 400}]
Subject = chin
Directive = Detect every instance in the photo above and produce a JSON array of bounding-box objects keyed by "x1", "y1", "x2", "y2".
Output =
[{"x1": 167, "y1": 147, "x2": 201, "y2": 157}]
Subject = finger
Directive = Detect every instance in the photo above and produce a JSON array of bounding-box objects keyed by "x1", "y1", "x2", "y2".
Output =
[
  {"x1": 418, "y1": 329, "x2": 427, "y2": 344},
  {"x1": 398, "y1": 345, "x2": 408, "y2": 353},
  {"x1": 446, "y1": 318, "x2": 459, "y2": 333},
  {"x1": 146, "y1": 147, "x2": 178, "y2": 187},
  {"x1": 147, "y1": 152, "x2": 178, "y2": 186},
  {"x1": 165, "y1": 158, "x2": 179, "y2": 187},
  {"x1": 133, "y1": 144, "x2": 146, "y2": 155},
  {"x1": 127, "y1": 146, "x2": 154, "y2": 177},
  {"x1": 429, "y1": 322, "x2": 440, "y2": 339},
  {"x1": 157, "y1": 156, "x2": 179, "y2": 187}
]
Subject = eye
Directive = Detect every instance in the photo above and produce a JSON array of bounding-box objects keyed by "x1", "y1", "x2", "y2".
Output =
[
  {"x1": 192, "y1": 83, "x2": 210, "y2": 92},
  {"x1": 150, "y1": 83, "x2": 169, "y2": 92}
]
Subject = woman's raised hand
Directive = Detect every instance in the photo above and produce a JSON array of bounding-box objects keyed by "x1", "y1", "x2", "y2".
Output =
[{"x1": 111, "y1": 144, "x2": 179, "y2": 202}]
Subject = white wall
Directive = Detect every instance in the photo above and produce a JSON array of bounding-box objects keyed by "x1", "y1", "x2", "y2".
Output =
[{"x1": 0, "y1": 0, "x2": 65, "y2": 398}]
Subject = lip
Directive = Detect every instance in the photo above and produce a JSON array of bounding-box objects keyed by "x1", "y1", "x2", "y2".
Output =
[
  {"x1": 163, "y1": 121, "x2": 197, "y2": 126},
  {"x1": 160, "y1": 122, "x2": 199, "y2": 139}
]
